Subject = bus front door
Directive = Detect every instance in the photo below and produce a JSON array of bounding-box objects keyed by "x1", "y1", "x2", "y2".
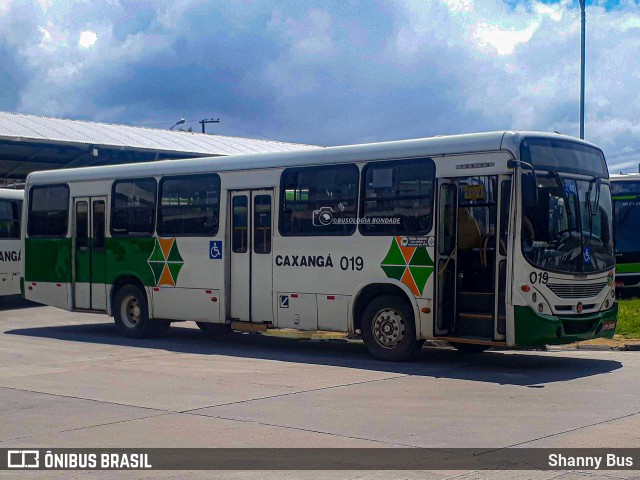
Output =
[
  {"x1": 73, "y1": 196, "x2": 107, "y2": 311},
  {"x1": 229, "y1": 189, "x2": 274, "y2": 323},
  {"x1": 437, "y1": 175, "x2": 508, "y2": 343},
  {"x1": 434, "y1": 180, "x2": 458, "y2": 335}
]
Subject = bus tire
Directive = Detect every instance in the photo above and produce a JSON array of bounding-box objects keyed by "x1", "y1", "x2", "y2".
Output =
[
  {"x1": 113, "y1": 285, "x2": 162, "y2": 338},
  {"x1": 449, "y1": 342, "x2": 489, "y2": 354},
  {"x1": 196, "y1": 322, "x2": 230, "y2": 337},
  {"x1": 361, "y1": 295, "x2": 420, "y2": 362}
]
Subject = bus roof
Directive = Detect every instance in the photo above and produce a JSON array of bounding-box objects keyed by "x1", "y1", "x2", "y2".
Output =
[
  {"x1": 0, "y1": 188, "x2": 24, "y2": 200},
  {"x1": 26, "y1": 131, "x2": 600, "y2": 185}
]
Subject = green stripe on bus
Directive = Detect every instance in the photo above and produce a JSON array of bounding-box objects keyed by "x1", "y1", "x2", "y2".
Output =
[
  {"x1": 25, "y1": 238, "x2": 72, "y2": 283},
  {"x1": 25, "y1": 237, "x2": 157, "y2": 286},
  {"x1": 616, "y1": 263, "x2": 640, "y2": 274},
  {"x1": 612, "y1": 195, "x2": 638, "y2": 201}
]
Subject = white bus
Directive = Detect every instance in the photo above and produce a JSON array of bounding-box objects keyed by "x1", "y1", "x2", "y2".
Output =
[
  {"x1": 23, "y1": 131, "x2": 617, "y2": 361},
  {"x1": 0, "y1": 188, "x2": 23, "y2": 298}
]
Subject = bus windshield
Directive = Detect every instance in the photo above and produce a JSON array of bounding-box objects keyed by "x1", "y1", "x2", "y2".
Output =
[{"x1": 520, "y1": 139, "x2": 615, "y2": 274}]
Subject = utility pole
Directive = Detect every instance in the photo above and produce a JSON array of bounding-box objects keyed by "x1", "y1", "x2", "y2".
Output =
[
  {"x1": 199, "y1": 118, "x2": 220, "y2": 134},
  {"x1": 579, "y1": 0, "x2": 586, "y2": 139}
]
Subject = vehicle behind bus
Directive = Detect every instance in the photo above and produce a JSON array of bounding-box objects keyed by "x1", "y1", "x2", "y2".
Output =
[
  {"x1": 610, "y1": 174, "x2": 640, "y2": 291},
  {"x1": 22, "y1": 132, "x2": 617, "y2": 361},
  {"x1": 0, "y1": 188, "x2": 23, "y2": 298}
]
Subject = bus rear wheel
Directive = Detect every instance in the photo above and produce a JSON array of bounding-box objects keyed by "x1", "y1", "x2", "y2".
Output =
[
  {"x1": 113, "y1": 285, "x2": 168, "y2": 338},
  {"x1": 449, "y1": 342, "x2": 489, "y2": 354},
  {"x1": 361, "y1": 295, "x2": 420, "y2": 362}
]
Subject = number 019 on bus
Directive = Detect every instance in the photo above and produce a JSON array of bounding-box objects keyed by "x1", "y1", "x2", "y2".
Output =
[{"x1": 23, "y1": 131, "x2": 617, "y2": 361}]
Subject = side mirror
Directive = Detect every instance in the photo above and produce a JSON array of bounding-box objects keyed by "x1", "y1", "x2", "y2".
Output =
[{"x1": 522, "y1": 171, "x2": 538, "y2": 207}]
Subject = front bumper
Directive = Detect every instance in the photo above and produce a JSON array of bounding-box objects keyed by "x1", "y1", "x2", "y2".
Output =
[{"x1": 514, "y1": 303, "x2": 618, "y2": 346}]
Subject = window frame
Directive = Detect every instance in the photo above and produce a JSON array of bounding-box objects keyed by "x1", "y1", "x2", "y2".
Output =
[
  {"x1": 110, "y1": 177, "x2": 157, "y2": 238},
  {"x1": 27, "y1": 183, "x2": 70, "y2": 238},
  {"x1": 157, "y1": 173, "x2": 221, "y2": 237},
  {"x1": 358, "y1": 157, "x2": 436, "y2": 236},
  {"x1": 278, "y1": 163, "x2": 360, "y2": 237}
]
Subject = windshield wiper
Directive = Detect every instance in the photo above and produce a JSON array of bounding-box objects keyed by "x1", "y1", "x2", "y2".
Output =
[{"x1": 552, "y1": 171, "x2": 573, "y2": 217}]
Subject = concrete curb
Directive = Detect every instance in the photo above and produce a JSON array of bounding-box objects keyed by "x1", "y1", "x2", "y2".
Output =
[{"x1": 576, "y1": 344, "x2": 614, "y2": 351}]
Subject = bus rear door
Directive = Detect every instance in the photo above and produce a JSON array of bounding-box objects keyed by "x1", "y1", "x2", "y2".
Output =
[
  {"x1": 229, "y1": 189, "x2": 274, "y2": 323},
  {"x1": 73, "y1": 196, "x2": 107, "y2": 311}
]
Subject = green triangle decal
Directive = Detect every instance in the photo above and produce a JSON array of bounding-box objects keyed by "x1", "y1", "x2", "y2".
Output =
[
  {"x1": 409, "y1": 266, "x2": 433, "y2": 296},
  {"x1": 148, "y1": 240, "x2": 160, "y2": 263},
  {"x1": 168, "y1": 262, "x2": 183, "y2": 283},
  {"x1": 409, "y1": 247, "x2": 433, "y2": 267},
  {"x1": 381, "y1": 265, "x2": 406, "y2": 281},
  {"x1": 167, "y1": 242, "x2": 183, "y2": 263},
  {"x1": 149, "y1": 261, "x2": 165, "y2": 285},
  {"x1": 381, "y1": 238, "x2": 405, "y2": 266}
]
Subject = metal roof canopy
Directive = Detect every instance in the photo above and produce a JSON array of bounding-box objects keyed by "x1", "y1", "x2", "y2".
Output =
[{"x1": 0, "y1": 111, "x2": 316, "y2": 180}]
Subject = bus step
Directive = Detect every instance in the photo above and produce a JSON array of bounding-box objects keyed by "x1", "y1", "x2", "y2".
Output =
[
  {"x1": 457, "y1": 291, "x2": 494, "y2": 314},
  {"x1": 230, "y1": 321, "x2": 268, "y2": 333},
  {"x1": 455, "y1": 313, "x2": 494, "y2": 338}
]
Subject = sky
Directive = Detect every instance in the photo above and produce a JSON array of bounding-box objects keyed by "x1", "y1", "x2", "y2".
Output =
[{"x1": 1, "y1": 0, "x2": 640, "y2": 171}]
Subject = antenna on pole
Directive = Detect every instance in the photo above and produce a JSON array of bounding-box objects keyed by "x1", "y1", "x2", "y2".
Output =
[{"x1": 199, "y1": 118, "x2": 220, "y2": 134}]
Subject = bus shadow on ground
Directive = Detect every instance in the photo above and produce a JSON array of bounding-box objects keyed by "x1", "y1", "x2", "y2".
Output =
[
  {"x1": 5, "y1": 321, "x2": 623, "y2": 387},
  {"x1": 0, "y1": 296, "x2": 42, "y2": 311}
]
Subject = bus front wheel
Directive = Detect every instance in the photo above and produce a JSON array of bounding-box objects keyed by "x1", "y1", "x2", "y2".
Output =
[
  {"x1": 361, "y1": 295, "x2": 421, "y2": 362},
  {"x1": 113, "y1": 285, "x2": 168, "y2": 338}
]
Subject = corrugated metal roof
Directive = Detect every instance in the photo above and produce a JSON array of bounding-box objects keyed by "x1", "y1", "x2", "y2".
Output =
[{"x1": 0, "y1": 111, "x2": 318, "y2": 155}]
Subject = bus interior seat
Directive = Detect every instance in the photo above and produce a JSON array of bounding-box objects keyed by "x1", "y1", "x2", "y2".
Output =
[{"x1": 457, "y1": 207, "x2": 481, "y2": 250}]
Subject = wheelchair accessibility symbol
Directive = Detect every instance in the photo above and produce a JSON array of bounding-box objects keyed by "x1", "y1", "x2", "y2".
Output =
[{"x1": 210, "y1": 241, "x2": 223, "y2": 259}]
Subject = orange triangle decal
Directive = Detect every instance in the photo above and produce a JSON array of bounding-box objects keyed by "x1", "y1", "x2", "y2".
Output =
[
  {"x1": 158, "y1": 264, "x2": 175, "y2": 286},
  {"x1": 401, "y1": 268, "x2": 420, "y2": 297},
  {"x1": 395, "y1": 236, "x2": 415, "y2": 264},
  {"x1": 158, "y1": 238, "x2": 174, "y2": 260}
]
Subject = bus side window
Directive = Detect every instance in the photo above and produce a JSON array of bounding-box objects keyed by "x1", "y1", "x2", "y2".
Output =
[
  {"x1": 111, "y1": 178, "x2": 156, "y2": 237},
  {"x1": 360, "y1": 158, "x2": 435, "y2": 235},
  {"x1": 279, "y1": 164, "x2": 359, "y2": 236},
  {"x1": 28, "y1": 184, "x2": 70, "y2": 237},
  {"x1": 0, "y1": 199, "x2": 20, "y2": 239}
]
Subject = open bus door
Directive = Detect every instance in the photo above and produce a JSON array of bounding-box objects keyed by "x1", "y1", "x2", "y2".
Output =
[
  {"x1": 435, "y1": 175, "x2": 510, "y2": 344},
  {"x1": 434, "y1": 180, "x2": 457, "y2": 335}
]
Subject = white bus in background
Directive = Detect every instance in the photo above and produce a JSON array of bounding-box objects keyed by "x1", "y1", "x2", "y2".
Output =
[
  {"x1": 0, "y1": 188, "x2": 23, "y2": 298},
  {"x1": 23, "y1": 132, "x2": 617, "y2": 361}
]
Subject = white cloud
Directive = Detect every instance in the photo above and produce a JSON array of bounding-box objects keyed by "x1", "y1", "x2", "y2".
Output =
[
  {"x1": 79, "y1": 30, "x2": 97, "y2": 48},
  {"x1": 474, "y1": 21, "x2": 538, "y2": 55}
]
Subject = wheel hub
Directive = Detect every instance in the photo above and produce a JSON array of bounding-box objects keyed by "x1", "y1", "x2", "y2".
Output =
[
  {"x1": 121, "y1": 295, "x2": 141, "y2": 328},
  {"x1": 372, "y1": 308, "x2": 405, "y2": 349}
]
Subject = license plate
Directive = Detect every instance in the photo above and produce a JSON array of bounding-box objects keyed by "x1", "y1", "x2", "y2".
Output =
[{"x1": 603, "y1": 321, "x2": 616, "y2": 331}]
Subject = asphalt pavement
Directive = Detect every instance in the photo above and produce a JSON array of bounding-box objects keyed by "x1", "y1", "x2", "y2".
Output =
[{"x1": 0, "y1": 296, "x2": 638, "y2": 479}]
